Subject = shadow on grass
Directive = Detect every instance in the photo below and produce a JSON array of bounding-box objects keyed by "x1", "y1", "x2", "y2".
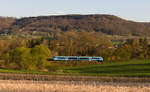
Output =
[{"x1": 65, "y1": 63, "x2": 150, "y2": 75}]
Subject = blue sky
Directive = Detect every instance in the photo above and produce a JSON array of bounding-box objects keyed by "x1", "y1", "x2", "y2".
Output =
[{"x1": 0, "y1": 0, "x2": 150, "y2": 22}]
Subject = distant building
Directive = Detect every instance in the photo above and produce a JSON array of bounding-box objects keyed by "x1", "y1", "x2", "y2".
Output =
[{"x1": 114, "y1": 44, "x2": 118, "y2": 48}]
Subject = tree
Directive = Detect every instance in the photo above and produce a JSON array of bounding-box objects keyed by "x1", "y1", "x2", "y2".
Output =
[
  {"x1": 139, "y1": 38, "x2": 149, "y2": 59},
  {"x1": 31, "y1": 45, "x2": 52, "y2": 70},
  {"x1": 27, "y1": 38, "x2": 44, "y2": 48},
  {"x1": 114, "y1": 47, "x2": 131, "y2": 61},
  {"x1": 6, "y1": 47, "x2": 31, "y2": 69},
  {"x1": 5, "y1": 45, "x2": 52, "y2": 70}
]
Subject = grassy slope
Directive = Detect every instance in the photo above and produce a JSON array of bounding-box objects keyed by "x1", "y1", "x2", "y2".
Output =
[
  {"x1": 63, "y1": 60, "x2": 150, "y2": 77},
  {"x1": 0, "y1": 60, "x2": 150, "y2": 77}
]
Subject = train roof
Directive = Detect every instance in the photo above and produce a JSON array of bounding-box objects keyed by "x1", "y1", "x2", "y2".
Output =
[{"x1": 53, "y1": 56, "x2": 102, "y2": 57}]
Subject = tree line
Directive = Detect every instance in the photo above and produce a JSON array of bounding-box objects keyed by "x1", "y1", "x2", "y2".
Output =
[{"x1": 0, "y1": 32, "x2": 150, "y2": 71}]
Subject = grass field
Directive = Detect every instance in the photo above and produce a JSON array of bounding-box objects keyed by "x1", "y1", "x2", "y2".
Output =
[
  {"x1": 0, "y1": 60, "x2": 150, "y2": 92},
  {"x1": 0, "y1": 60, "x2": 150, "y2": 77},
  {"x1": 64, "y1": 60, "x2": 150, "y2": 77},
  {"x1": 0, "y1": 80, "x2": 149, "y2": 92}
]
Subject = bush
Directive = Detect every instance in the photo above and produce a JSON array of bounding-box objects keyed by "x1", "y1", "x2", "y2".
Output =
[{"x1": 46, "y1": 63, "x2": 61, "y2": 72}]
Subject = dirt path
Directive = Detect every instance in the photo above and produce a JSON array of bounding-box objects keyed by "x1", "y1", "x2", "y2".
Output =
[{"x1": 0, "y1": 73, "x2": 150, "y2": 83}]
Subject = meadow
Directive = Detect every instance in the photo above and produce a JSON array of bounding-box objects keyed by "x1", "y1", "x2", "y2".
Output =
[
  {"x1": 64, "y1": 60, "x2": 150, "y2": 77},
  {"x1": 0, "y1": 60, "x2": 150, "y2": 77},
  {"x1": 0, "y1": 60, "x2": 149, "y2": 92},
  {"x1": 0, "y1": 60, "x2": 149, "y2": 83}
]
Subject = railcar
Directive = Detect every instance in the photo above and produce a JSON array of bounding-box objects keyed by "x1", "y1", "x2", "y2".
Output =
[{"x1": 53, "y1": 56, "x2": 103, "y2": 62}]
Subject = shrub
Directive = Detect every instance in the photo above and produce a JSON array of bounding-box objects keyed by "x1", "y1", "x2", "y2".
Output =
[{"x1": 46, "y1": 62, "x2": 61, "y2": 72}]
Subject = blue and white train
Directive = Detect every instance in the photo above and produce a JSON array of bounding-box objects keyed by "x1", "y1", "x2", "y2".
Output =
[{"x1": 53, "y1": 56, "x2": 103, "y2": 62}]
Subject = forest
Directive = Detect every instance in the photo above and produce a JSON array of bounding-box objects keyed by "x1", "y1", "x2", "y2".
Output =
[{"x1": 1, "y1": 14, "x2": 150, "y2": 36}]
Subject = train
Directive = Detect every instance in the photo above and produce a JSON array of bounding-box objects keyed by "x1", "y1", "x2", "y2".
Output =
[{"x1": 53, "y1": 56, "x2": 103, "y2": 62}]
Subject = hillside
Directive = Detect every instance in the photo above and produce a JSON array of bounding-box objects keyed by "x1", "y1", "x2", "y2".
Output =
[
  {"x1": 8, "y1": 14, "x2": 150, "y2": 37},
  {"x1": 0, "y1": 17, "x2": 15, "y2": 34}
]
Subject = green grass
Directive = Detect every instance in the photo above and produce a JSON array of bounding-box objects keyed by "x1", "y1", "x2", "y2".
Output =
[
  {"x1": 63, "y1": 60, "x2": 150, "y2": 77},
  {"x1": 0, "y1": 69, "x2": 55, "y2": 75},
  {"x1": 0, "y1": 60, "x2": 150, "y2": 77}
]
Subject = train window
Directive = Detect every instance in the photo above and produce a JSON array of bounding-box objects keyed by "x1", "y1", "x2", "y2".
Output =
[
  {"x1": 92, "y1": 58, "x2": 99, "y2": 59},
  {"x1": 79, "y1": 58, "x2": 89, "y2": 59},
  {"x1": 68, "y1": 58, "x2": 77, "y2": 59}
]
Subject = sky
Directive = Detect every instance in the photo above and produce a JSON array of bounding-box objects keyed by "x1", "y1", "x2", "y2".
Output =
[{"x1": 0, "y1": 0, "x2": 150, "y2": 22}]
